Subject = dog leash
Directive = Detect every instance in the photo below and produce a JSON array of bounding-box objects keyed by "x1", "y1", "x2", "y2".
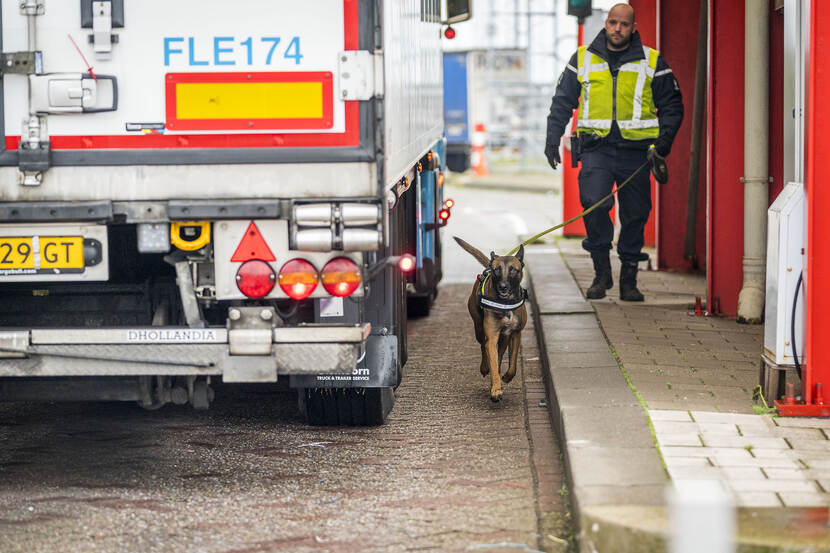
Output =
[{"x1": 506, "y1": 158, "x2": 651, "y2": 256}]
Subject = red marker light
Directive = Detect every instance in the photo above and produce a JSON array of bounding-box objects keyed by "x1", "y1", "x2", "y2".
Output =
[
  {"x1": 444, "y1": 198, "x2": 454, "y2": 209},
  {"x1": 398, "y1": 254, "x2": 416, "y2": 273},
  {"x1": 279, "y1": 259, "x2": 318, "y2": 300},
  {"x1": 321, "y1": 257, "x2": 362, "y2": 297},
  {"x1": 439, "y1": 208, "x2": 451, "y2": 221},
  {"x1": 444, "y1": 26, "x2": 456, "y2": 39},
  {"x1": 236, "y1": 260, "x2": 276, "y2": 298}
]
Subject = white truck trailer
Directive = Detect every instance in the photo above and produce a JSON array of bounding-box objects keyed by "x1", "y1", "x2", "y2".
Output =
[{"x1": 0, "y1": 0, "x2": 471, "y2": 425}]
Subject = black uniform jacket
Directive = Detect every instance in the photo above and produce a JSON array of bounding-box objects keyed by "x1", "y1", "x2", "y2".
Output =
[{"x1": 545, "y1": 29, "x2": 684, "y2": 154}]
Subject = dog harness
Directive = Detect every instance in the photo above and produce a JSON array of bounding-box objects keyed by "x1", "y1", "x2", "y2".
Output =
[{"x1": 476, "y1": 269, "x2": 528, "y2": 313}]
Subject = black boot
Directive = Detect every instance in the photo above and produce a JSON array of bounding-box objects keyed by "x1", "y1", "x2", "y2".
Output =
[
  {"x1": 619, "y1": 261, "x2": 645, "y2": 302},
  {"x1": 586, "y1": 252, "x2": 613, "y2": 299}
]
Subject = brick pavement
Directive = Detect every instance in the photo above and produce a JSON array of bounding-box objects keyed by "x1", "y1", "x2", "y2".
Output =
[{"x1": 556, "y1": 238, "x2": 830, "y2": 509}]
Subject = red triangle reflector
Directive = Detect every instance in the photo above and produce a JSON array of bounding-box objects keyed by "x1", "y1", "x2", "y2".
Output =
[{"x1": 231, "y1": 222, "x2": 276, "y2": 262}]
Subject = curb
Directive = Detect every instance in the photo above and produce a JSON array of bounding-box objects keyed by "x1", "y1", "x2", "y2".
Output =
[
  {"x1": 447, "y1": 172, "x2": 558, "y2": 194},
  {"x1": 524, "y1": 244, "x2": 830, "y2": 553},
  {"x1": 524, "y1": 245, "x2": 667, "y2": 553}
]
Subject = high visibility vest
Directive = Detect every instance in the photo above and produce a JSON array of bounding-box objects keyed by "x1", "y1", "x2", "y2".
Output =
[{"x1": 576, "y1": 45, "x2": 660, "y2": 140}]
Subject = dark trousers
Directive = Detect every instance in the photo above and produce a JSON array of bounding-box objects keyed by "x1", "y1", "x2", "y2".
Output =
[{"x1": 578, "y1": 144, "x2": 651, "y2": 264}]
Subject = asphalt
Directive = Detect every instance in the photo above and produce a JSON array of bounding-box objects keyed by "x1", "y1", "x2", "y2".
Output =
[{"x1": 524, "y1": 241, "x2": 830, "y2": 553}]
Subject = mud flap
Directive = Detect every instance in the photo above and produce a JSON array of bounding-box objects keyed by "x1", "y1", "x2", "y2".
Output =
[{"x1": 289, "y1": 334, "x2": 397, "y2": 388}]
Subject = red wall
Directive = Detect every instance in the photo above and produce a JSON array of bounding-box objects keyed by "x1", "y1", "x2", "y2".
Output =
[
  {"x1": 629, "y1": 0, "x2": 658, "y2": 248},
  {"x1": 657, "y1": 0, "x2": 706, "y2": 270},
  {"x1": 706, "y1": 0, "x2": 746, "y2": 316},
  {"x1": 631, "y1": 1, "x2": 782, "y2": 316}
]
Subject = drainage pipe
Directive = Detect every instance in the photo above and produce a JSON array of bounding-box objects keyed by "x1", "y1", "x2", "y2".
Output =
[{"x1": 737, "y1": 0, "x2": 770, "y2": 324}]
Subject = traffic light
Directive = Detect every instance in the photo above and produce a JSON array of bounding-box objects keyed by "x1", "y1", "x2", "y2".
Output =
[{"x1": 567, "y1": 0, "x2": 592, "y2": 19}]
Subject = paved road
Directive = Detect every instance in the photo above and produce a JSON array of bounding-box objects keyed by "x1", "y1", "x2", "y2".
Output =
[
  {"x1": 0, "y1": 183, "x2": 569, "y2": 553},
  {"x1": 441, "y1": 180, "x2": 560, "y2": 285}
]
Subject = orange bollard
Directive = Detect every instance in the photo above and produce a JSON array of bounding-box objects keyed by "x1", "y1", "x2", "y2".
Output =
[{"x1": 470, "y1": 123, "x2": 489, "y2": 177}]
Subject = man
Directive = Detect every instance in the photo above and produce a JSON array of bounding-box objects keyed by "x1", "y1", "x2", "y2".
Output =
[{"x1": 545, "y1": 3, "x2": 683, "y2": 301}]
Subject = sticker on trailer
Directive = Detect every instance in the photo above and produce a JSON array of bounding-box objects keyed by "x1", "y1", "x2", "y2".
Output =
[
  {"x1": 0, "y1": 0, "x2": 360, "y2": 150},
  {"x1": 319, "y1": 297, "x2": 344, "y2": 317}
]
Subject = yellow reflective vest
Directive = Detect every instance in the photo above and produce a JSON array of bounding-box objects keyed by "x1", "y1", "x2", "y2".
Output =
[{"x1": 576, "y1": 45, "x2": 660, "y2": 141}]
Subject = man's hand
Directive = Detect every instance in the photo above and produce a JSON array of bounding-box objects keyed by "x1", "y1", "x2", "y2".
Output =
[
  {"x1": 647, "y1": 145, "x2": 669, "y2": 184},
  {"x1": 652, "y1": 135, "x2": 671, "y2": 157},
  {"x1": 544, "y1": 144, "x2": 561, "y2": 170}
]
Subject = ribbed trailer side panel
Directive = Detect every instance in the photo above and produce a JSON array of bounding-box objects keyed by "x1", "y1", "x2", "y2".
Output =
[{"x1": 382, "y1": 0, "x2": 443, "y2": 186}]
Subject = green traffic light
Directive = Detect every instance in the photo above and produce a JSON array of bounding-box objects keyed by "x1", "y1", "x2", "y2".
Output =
[{"x1": 567, "y1": 0, "x2": 592, "y2": 18}]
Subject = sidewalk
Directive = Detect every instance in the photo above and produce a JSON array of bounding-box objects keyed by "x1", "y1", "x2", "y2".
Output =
[
  {"x1": 525, "y1": 239, "x2": 830, "y2": 553},
  {"x1": 448, "y1": 170, "x2": 559, "y2": 194}
]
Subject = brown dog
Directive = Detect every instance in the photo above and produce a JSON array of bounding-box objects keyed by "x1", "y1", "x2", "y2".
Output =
[{"x1": 454, "y1": 237, "x2": 528, "y2": 402}]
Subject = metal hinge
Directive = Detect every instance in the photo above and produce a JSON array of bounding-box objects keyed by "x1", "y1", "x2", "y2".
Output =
[
  {"x1": 91, "y1": 0, "x2": 113, "y2": 59},
  {"x1": 81, "y1": 0, "x2": 124, "y2": 60},
  {"x1": 19, "y1": 0, "x2": 44, "y2": 16},
  {"x1": 1, "y1": 51, "x2": 41, "y2": 74},
  {"x1": 18, "y1": 115, "x2": 49, "y2": 186},
  {"x1": 338, "y1": 50, "x2": 384, "y2": 101}
]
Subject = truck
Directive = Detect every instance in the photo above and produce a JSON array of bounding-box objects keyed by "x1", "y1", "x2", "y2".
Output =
[
  {"x1": 442, "y1": 50, "x2": 481, "y2": 173},
  {"x1": 442, "y1": 49, "x2": 526, "y2": 173},
  {"x1": 0, "y1": 0, "x2": 471, "y2": 425}
]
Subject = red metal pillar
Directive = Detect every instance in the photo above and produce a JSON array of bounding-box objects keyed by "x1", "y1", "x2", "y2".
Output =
[
  {"x1": 706, "y1": 0, "x2": 745, "y2": 316},
  {"x1": 562, "y1": 24, "x2": 585, "y2": 237},
  {"x1": 777, "y1": 0, "x2": 830, "y2": 415},
  {"x1": 804, "y1": 0, "x2": 830, "y2": 408}
]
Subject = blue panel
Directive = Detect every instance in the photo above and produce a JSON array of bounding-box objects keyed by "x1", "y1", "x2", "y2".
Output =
[
  {"x1": 421, "y1": 168, "x2": 435, "y2": 261},
  {"x1": 443, "y1": 52, "x2": 469, "y2": 145}
]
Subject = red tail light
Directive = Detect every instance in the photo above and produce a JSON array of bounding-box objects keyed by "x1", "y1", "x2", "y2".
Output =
[
  {"x1": 279, "y1": 259, "x2": 318, "y2": 300},
  {"x1": 236, "y1": 260, "x2": 276, "y2": 298},
  {"x1": 398, "y1": 254, "x2": 415, "y2": 272},
  {"x1": 321, "y1": 257, "x2": 362, "y2": 297},
  {"x1": 444, "y1": 198, "x2": 454, "y2": 209},
  {"x1": 439, "y1": 208, "x2": 451, "y2": 221}
]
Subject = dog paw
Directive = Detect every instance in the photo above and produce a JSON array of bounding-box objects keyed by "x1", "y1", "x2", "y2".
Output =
[
  {"x1": 501, "y1": 373, "x2": 515, "y2": 384},
  {"x1": 480, "y1": 364, "x2": 488, "y2": 376},
  {"x1": 490, "y1": 389, "x2": 503, "y2": 403}
]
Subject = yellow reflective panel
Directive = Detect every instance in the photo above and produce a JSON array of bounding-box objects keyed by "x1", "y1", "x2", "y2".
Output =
[{"x1": 176, "y1": 82, "x2": 324, "y2": 120}]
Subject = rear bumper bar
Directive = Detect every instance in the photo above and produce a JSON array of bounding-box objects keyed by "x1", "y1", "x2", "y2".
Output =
[{"x1": 0, "y1": 324, "x2": 370, "y2": 380}]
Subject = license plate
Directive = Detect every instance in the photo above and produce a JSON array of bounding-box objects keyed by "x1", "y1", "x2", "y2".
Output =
[{"x1": 0, "y1": 236, "x2": 84, "y2": 275}]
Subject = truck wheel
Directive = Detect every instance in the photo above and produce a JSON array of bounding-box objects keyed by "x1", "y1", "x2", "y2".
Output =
[{"x1": 299, "y1": 387, "x2": 395, "y2": 426}]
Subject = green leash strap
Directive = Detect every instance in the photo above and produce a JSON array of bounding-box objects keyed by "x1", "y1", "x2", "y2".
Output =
[{"x1": 506, "y1": 159, "x2": 651, "y2": 256}]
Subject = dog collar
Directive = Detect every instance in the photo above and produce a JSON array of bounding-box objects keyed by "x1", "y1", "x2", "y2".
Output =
[{"x1": 477, "y1": 271, "x2": 527, "y2": 312}]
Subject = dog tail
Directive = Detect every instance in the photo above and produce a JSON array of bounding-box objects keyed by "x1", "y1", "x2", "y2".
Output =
[{"x1": 453, "y1": 236, "x2": 490, "y2": 268}]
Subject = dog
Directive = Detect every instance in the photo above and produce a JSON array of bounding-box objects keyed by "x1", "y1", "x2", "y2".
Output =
[{"x1": 454, "y1": 237, "x2": 527, "y2": 402}]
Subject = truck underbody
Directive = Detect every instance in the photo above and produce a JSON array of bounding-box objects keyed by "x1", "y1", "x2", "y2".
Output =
[{"x1": 0, "y1": 0, "x2": 454, "y2": 425}]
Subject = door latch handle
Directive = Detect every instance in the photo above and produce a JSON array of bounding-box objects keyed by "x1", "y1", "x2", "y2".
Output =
[{"x1": 28, "y1": 73, "x2": 118, "y2": 114}]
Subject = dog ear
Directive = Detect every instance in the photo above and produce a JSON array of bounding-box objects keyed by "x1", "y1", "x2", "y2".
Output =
[
  {"x1": 490, "y1": 251, "x2": 496, "y2": 263},
  {"x1": 516, "y1": 244, "x2": 524, "y2": 264},
  {"x1": 453, "y1": 236, "x2": 491, "y2": 268}
]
